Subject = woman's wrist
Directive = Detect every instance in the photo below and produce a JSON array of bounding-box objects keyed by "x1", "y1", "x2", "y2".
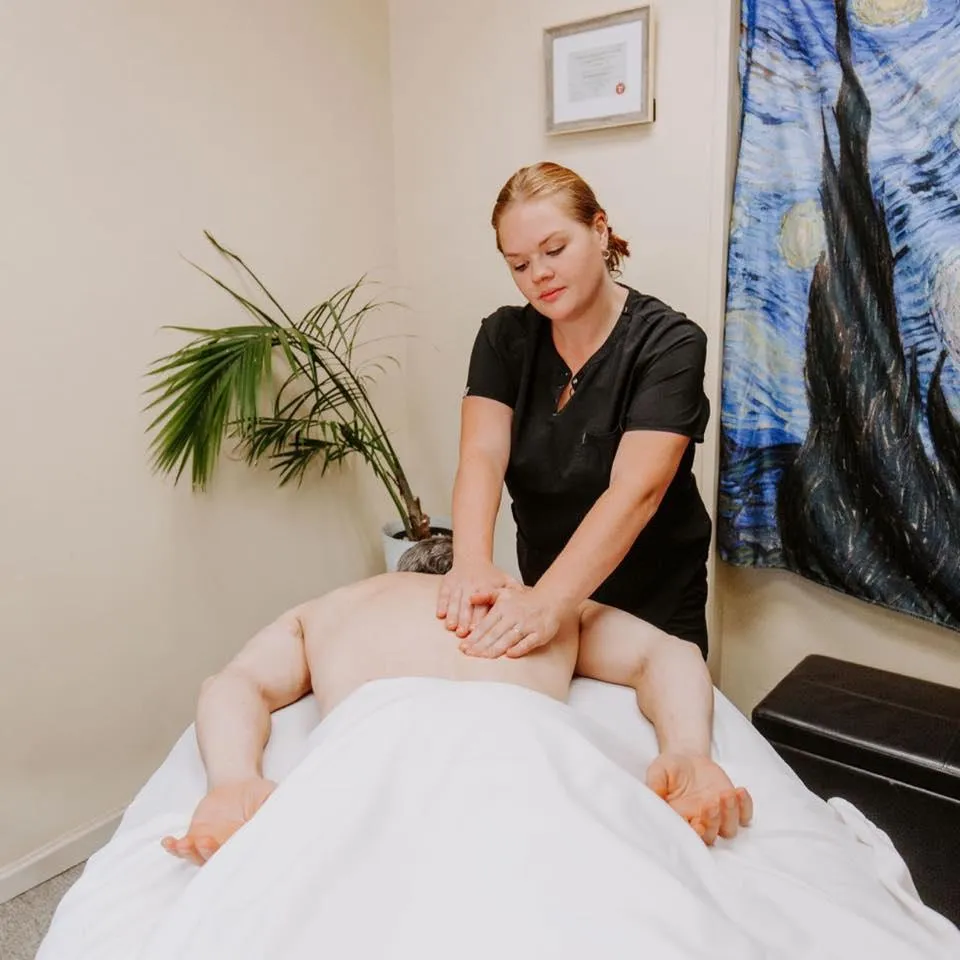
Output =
[
  {"x1": 530, "y1": 577, "x2": 580, "y2": 622},
  {"x1": 451, "y1": 539, "x2": 494, "y2": 569}
]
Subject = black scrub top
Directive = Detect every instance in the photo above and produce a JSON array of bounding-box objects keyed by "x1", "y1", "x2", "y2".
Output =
[{"x1": 464, "y1": 286, "x2": 712, "y2": 654}]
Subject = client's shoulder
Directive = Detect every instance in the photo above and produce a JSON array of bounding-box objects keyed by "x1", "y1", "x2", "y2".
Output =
[{"x1": 303, "y1": 571, "x2": 437, "y2": 614}]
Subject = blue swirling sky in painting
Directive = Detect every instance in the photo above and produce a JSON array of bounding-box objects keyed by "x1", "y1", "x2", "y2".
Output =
[{"x1": 719, "y1": 0, "x2": 960, "y2": 564}]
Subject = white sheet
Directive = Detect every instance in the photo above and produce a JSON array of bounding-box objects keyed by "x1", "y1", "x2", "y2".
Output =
[{"x1": 37, "y1": 678, "x2": 960, "y2": 959}]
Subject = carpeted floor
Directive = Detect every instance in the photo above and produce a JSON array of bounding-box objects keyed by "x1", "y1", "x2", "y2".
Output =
[{"x1": 0, "y1": 864, "x2": 83, "y2": 960}]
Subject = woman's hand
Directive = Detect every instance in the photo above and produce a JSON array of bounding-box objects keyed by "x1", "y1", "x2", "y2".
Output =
[
  {"x1": 459, "y1": 582, "x2": 562, "y2": 658},
  {"x1": 437, "y1": 560, "x2": 512, "y2": 638}
]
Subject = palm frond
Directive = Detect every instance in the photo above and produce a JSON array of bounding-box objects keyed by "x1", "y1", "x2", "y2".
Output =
[
  {"x1": 181, "y1": 259, "x2": 282, "y2": 330},
  {"x1": 240, "y1": 418, "x2": 358, "y2": 487},
  {"x1": 203, "y1": 231, "x2": 294, "y2": 326},
  {"x1": 271, "y1": 436, "x2": 337, "y2": 487},
  {"x1": 300, "y1": 281, "x2": 388, "y2": 366},
  {"x1": 145, "y1": 234, "x2": 430, "y2": 538},
  {"x1": 356, "y1": 354, "x2": 401, "y2": 384},
  {"x1": 323, "y1": 280, "x2": 369, "y2": 362},
  {"x1": 275, "y1": 378, "x2": 368, "y2": 422},
  {"x1": 145, "y1": 327, "x2": 275, "y2": 487}
]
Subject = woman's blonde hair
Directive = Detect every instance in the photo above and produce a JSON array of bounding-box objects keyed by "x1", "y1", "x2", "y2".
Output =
[{"x1": 491, "y1": 162, "x2": 630, "y2": 275}]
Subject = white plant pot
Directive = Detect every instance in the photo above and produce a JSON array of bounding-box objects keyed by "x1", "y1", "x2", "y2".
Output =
[{"x1": 381, "y1": 515, "x2": 452, "y2": 572}]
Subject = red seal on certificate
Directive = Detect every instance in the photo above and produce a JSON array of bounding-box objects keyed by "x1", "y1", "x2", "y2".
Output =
[{"x1": 615, "y1": 82, "x2": 626, "y2": 95}]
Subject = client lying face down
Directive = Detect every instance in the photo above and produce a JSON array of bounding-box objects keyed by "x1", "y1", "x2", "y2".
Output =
[{"x1": 162, "y1": 537, "x2": 752, "y2": 865}]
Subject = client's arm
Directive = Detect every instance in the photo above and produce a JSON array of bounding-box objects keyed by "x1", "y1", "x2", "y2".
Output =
[
  {"x1": 575, "y1": 602, "x2": 752, "y2": 845},
  {"x1": 161, "y1": 603, "x2": 314, "y2": 865}
]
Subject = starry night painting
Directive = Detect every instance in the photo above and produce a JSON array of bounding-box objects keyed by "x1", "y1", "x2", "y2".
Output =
[{"x1": 718, "y1": 0, "x2": 960, "y2": 633}]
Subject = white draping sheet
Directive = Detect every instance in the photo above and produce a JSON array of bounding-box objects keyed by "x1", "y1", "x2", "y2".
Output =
[{"x1": 36, "y1": 677, "x2": 960, "y2": 959}]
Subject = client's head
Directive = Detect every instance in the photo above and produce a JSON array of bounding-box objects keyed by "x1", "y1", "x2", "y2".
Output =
[{"x1": 396, "y1": 535, "x2": 454, "y2": 575}]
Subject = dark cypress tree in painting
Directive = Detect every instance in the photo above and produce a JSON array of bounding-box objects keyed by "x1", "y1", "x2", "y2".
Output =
[{"x1": 777, "y1": 0, "x2": 960, "y2": 628}]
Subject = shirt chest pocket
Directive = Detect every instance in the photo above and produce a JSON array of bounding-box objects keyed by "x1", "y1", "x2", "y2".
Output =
[{"x1": 569, "y1": 427, "x2": 624, "y2": 492}]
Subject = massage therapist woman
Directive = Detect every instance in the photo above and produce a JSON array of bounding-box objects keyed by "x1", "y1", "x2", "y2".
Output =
[{"x1": 437, "y1": 162, "x2": 713, "y2": 660}]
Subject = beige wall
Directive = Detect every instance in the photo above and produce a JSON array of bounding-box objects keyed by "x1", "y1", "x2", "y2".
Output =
[
  {"x1": 6, "y1": 0, "x2": 959, "y2": 878},
  {"x1": 719, "y1": 567, "x2": 960, "y2": 712},
  {"x1": 389, "y1": 0, "x2": 740, "y2": 676},
  {"x1": 0, "y1": 0, "x2": 400, "y2": 866}
]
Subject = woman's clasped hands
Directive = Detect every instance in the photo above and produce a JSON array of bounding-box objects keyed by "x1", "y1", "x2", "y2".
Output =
[{"x1": 437, "y1": 562, "x2": 562, "y2": 658}]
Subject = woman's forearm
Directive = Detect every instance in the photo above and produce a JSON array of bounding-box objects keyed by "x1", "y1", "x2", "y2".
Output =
[
  {"x1": 451, "y1": 454, "x2": 504, "y2": 564},
  {"x1": 534, "y1": 484, "x2": 660, "y2": 616}
]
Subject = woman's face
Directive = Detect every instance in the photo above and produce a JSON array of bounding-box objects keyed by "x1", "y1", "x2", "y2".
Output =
[{"x1": 497, "y1": 197, "x2": 608, "y2": 322}]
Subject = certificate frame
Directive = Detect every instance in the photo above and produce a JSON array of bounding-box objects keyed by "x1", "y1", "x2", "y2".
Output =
[{"x1": 544, "y1": 7, "x2": 654, "y2": 135}]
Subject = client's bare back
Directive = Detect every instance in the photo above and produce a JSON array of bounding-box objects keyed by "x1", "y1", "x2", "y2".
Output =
[{"x1": 300, "y1": 573, "x2": 579, "y2": 715}]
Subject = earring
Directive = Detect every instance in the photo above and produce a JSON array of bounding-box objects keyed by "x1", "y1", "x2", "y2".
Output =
[{"x1": 602, "y1": 249, "x2": 611, "y2": 261}]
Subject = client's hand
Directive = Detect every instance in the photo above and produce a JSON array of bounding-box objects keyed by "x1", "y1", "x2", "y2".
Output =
[
  {"x1": 646, "y1": 753, "x2": 753, "y2": 846},
  {"x1": 437, "y1": 559, "x2": 512, "y2": 638},
  {"x1": 161, "y1": 776, "x2": 277, "y2": 866},
  {"x1": 459, "y1": 582, "x2": 561, "y2": 659}
]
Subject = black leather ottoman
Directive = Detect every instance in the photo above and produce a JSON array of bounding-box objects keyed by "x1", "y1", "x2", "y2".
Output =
[{"x1": 751, "y1": 654, "x2": 960, "y2": 927}]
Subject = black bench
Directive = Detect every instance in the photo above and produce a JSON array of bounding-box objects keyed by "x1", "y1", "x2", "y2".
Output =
[{"x1": 751, "y1": 654, "x2": 960, "y2": 927}]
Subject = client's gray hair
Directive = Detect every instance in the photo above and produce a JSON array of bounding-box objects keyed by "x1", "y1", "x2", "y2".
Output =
[{"x1": 397, "y1": 535, "x2": 454, "y2": 575}]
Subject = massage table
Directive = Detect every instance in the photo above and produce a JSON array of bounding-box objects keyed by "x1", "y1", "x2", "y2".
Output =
[{"x1": 36, "y1": 677, "x2": 960, "y2": 959}]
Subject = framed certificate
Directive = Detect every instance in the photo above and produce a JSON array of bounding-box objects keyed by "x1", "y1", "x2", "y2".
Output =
[{"x1": 544, "y1": 7, "x2": 655, "y2": 135}]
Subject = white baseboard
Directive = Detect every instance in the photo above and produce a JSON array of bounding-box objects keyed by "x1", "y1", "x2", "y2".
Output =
[{"x1": 0, "y1": 808, "x2": 125, "y2": 905}]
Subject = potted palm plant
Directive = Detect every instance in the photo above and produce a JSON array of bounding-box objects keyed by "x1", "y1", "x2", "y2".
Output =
[{"x1": 144, "y1": 232, "x2": 447, "y2": 567}]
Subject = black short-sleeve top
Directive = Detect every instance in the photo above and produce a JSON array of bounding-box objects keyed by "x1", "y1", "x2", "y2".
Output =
[{"x1": 464, "y1": 285, "x2": 712, "y2": 629}]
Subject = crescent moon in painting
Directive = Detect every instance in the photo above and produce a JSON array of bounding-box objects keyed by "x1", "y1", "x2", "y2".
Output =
[
  {"x1": 778, "y1": 200, "x2": 826, "y2": 270},
  {"x1": 853, "y1": 0, "x2": 926, "y2": 28},
  {"x1": 933, "y1": 250, "x2": 960, "y2": 364}
]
